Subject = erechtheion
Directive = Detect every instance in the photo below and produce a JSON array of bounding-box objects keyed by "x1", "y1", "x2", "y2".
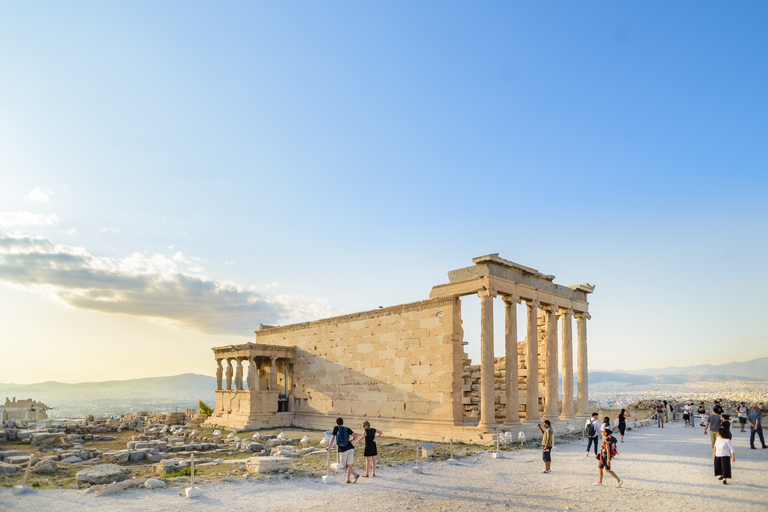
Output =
[{"x1": 205, "y1": 254, "x2": 594, "y2": 439}]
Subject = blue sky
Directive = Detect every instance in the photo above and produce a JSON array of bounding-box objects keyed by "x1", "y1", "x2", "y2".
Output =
[{"x1": 1, "y1": 2, "x2": 766, "y2": 383}]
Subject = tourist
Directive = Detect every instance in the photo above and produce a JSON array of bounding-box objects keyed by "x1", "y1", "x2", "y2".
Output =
[
  {"x1": 713, "y1": 426, "x2": 735, "y2": 485},
  {"x1": 721, "y1": 413, "x2": 730, "y2": 431},
  {"x1": 537, "y1": 420, "x2": 554, "y2": 474},
  {"x1": 655, "y1": 401, "x2": 665, "y2": 428},
  {"x1": 358, "y1": 420, "x2": 382, "y2": 477},
  {"x1": 617, "y1": 408, "x2": 630, "y2": 442},
  {"x1": 667, "y1": 401, "x2": 675, "y2": 423},
  {"x1": 747, "y1": 405, "x2": 767, "y2": 449},
  {"x1": 327, "y1": 417, "x2": 360, "y2": 483},
  {"x1": 663, "y1": 400, "x2": 669, "y2": 424},
  {"x1": 697, "y1": 402, "x2": 707, "y2": 427},
  {"x1": 713, "y1": 400, "x2": 724, "y2": 415},
  {"x1": 593, "y1": 429, "x2": 622, "y2": 487},
  {"x1": 682, "y1": 402, "x2": 692, "y2": 428},
  {"x1": 737, "y1": 402, "x2": 749, "y2": 433},
  {"x1": 704, "y1": 410, "x2": 722, "y2": 448},
  {"x1": 601, "y1": 416, "x2": 612, "y2": 434},
  {"x1": 585, "y1": 412, "x2": 601, "y2": 456}
]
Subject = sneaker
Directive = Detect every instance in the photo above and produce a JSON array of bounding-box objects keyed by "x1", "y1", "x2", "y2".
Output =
[
  {"x1": 585, "y1": 452, "x2": 590, "y2": 457},
  {"x1": 592, "y1": 482, "x2": 602, "y2": 486},
  {"x1": 617, "y1": 480, "x2": 623, "y2": 488},
  {"x1": 541, "y1": 469, "x2": 550, "y2": 473}
]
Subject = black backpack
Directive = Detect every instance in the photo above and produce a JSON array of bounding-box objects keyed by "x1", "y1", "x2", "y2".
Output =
[{"x1": 587, "y1": 421, "x2": 596, "y2": 437}]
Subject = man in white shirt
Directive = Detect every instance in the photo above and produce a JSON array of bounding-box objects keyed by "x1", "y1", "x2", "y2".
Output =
[{"x1": 585, "y1": 413, "x2": 601, "y2": 456}]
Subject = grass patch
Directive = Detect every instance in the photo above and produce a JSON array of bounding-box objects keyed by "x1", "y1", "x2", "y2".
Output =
[{"x1": 162, "y1": 467, "x2": 191, "y2": 478}]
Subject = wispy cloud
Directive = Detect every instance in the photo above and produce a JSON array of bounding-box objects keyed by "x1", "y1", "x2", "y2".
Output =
[
  {"x1": 0, "y1": 211, "x2": 60, "y2": 227},
  {"x1": 0, "y1": 232, "x2": 340, "y2": 336},
  {"x1": 25, "y1": 188, "x2": 52, "y2": 202},
  {"x1": 722, "y1": 336, "x2": 768, "y2": 346},
  {"x1": 98, "y1": 226, "x2": 120, "y2": 234}
]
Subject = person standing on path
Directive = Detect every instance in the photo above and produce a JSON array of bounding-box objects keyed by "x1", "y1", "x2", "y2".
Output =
[
  {"x1": 713, "y1": 426, "x2": 735, "y2": 485},
  {"x1": 585, "y1": 413, "x2": 601, "y2": 456},
  {"x1": 737, "y1": 402, "x2": 749, "y2": 433},
  {"x1": 594, "y1": 429, "x2": 622, "y2": 488},
  {"x1": 697, "y1": 402, "x2": 707, "y2": 427},
  {"x1": 537, "y1": 420, "x2": 554, "y2": 473},
  {"x1": 357, "y1": 420, "x2": 382, "y2": 478},
  {"x1": 748, "y1": 405, "x2": 767, "y2": 449},
  {"x1": 327, "y1": 417, "x2": 360, "y2": 483},
  {"x1": 667, "y1": 401, "x2": 675, "y2": 423},
  {"x1": 655, "y1": 401, "x2": 665, "y2": 428},
  {"x1": 704, "y1": 411, "x2": 723, "y2": 448},
  {"x1": 617, "y1": 409, "x2": 630, "y2": 443}
]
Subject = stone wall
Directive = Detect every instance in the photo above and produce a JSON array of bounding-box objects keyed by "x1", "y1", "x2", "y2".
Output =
[{"x1": 255, "y1": 297, "x2": 464, "y2": 434}]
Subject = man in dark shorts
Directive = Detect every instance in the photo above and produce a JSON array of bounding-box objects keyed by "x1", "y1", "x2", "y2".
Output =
[
  {"x1": 737, "y1": 402, "x2": 749, "y2": 432},
  {"x1": 537, "y1": 420, "x2": 554, "y2": 473},
  {"x1": 593, "y1": 429, "x2": 622, "y2": 487}
]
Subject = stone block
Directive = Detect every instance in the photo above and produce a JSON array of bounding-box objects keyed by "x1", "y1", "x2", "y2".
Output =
[
  {"x1": 245, "y1": 456, "x2": 293, "y2": 474},
  {"x1": 102, "y1": 450, "x2": 131, "y2": 464},
  {"x1": 0, "y1": 450, "x2": 30, "y2": 461},
  {"x1": 33, "y1": 459, "x2": 58, "y2": 474},
  {"x1": 76, "y1": 464, "x2": 132, "y2": 485},
  {"x1": 0, "y1": 462, "x2": 20, "y2": 475},
  {"x1": 30, "y1": 433, "x2": 66, "y2": 447},
  {"x1": 61, "y1": 456, "x2": 83, "y2": 464}
]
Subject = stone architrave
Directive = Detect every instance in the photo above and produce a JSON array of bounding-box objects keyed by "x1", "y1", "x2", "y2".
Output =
[
  {"x1": 216, "y1": 360, "x2": 223, "y2": 390},
  {"x1": 525, "y1": 299, "x2": 540, "y2": 423},
  {"x1": 246, "y1": 358, "x2": 257, "y2": 390},
  {"x1": 225, "y1": 359, "x2": 233, "y2": 390},
  {"x1": 503, "y1": 295, "x2": 521, "y2": 425},
  {"x1": 235, "y1": 359, "x2": 244, "y2": 391},
  {"x1": 269, "y1": 357, "x2": 278, "y2": 391},
  {"x1": 559, "y1": 308, "x2": 575, "y2": 419},
  {"x1": 543, "y1": 304, "x2": 558, "y2": 419},
  {"x1": 575, "y1": 312, "x2": 590, "y2": 416},
  {"x1": 477, "y1": 288, "x2": 497, "y2": 430}
]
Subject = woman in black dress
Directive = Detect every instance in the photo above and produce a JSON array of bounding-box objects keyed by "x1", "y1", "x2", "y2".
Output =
[
  {"x1": 358, "y1": 420, "x2": 382, "y2": 477},
  {"x1": 617, "y1": 409, "x2": 631, "y2": 443}
]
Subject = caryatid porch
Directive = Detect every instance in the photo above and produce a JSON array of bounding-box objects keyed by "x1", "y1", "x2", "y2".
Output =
[
  {"x1": 430, "y1": 254, "x2": 594, "y2": 430},
  {"x1": 206, "y1": 343, "x2": 295, "y2": 430}
]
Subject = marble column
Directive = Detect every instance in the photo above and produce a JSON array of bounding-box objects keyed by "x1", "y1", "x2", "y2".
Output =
[
  {"x1": 215, "y1": 359, "x2": 223, "y2": 390},
  {"x1": 559, "y1": 308, "x2": 575, "y2": 419},
  {"x1": 503, "y1": 295, "x2": 521, "y2": 425},
  {"x1": 478, "y1": 289, "x2": 497, "y2": 430},
  {"x1": 525, "y1": 299, "x2": 540, "y2": 423},
  {"x1": 269, "y1": 356, "x2": 278, "y2": 392},
  {"x1": 225, "y1": 358, "x2": 233, "y2": 390},
  {"x1": 234, "y1": 358, "x2": 244, "y2": 390},
  {"x1": 575, "y1": 312, "x2": 591, "y2": 416},
  {"x1": 543, "y1": 304, "x2": 559, "y2": 419}
]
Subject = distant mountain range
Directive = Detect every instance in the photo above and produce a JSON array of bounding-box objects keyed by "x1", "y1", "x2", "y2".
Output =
[
  {"x1": 0, "y1": 373, "x2": 215, "y2": 418},
  {"x1": 602, "y1": 357, "x2": 768, "y2": 382}
]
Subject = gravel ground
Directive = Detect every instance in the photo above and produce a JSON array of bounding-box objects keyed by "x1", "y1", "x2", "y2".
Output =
[{"x1": 2, "y1": 421, "x2": 766, "y2": 512}]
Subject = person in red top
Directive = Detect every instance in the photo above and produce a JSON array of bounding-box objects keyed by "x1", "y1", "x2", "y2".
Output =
[{"x1": 593, "y1": 429, "x2": 622, "y2": 488}]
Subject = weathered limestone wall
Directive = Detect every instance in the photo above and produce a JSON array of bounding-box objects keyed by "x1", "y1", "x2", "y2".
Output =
[{"x1": 255, "y1": 297, "x2": 463, "y2": 435}]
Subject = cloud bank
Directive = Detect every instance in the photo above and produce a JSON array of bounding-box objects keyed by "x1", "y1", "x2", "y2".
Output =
[
  {"x1": 0, "y1": 211, "x2": 60, "y2": 226},
  {"x1": 0, "y1": 232, "x2": 339, "y2": 335}
]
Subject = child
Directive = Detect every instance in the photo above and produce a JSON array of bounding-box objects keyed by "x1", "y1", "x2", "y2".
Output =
[
  {"x1": 713, "y1": 426, "x2": 735, "y2": 484},
  {"x1": 357, "y1": 420, "x2": 382, "y2": 477},
  {"x1": 593, "y1": 429, "x2": 622, "y2": 487}
]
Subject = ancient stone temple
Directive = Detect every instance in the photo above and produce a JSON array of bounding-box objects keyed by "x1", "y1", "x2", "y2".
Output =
[{"x1": 205, "y1": 254, "x2": 594, "y2": 439}]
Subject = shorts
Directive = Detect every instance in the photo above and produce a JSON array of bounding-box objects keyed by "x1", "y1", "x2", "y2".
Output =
[
  {"x1": 739, "y1": 417, "x2": 747, "y2": 425},
  {"x1": 338, "y1": 448, "x2": 355, "y2": 467},
  {"x1": 683, "y1": 414, "x2": 690, "y2": 420},
  {"x1": 599, "y1": 461, "x2": 611, "y2": 470},
  {"x1": 542, "y1": 446, "x2": 552, "y2": 463}
]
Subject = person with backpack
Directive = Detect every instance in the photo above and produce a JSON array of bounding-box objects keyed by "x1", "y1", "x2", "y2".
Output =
[
  {"x1": 593, "y1": 428, "x2": 622, "y2": 487},
  {"x1": 327, "y1": 417, "x2": 360, "y2": 483},
  {"x1": 585, "y1": 413, "x2": 600, "y2": 457}
]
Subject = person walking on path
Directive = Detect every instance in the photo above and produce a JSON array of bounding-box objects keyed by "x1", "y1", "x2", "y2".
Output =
[
  {"x1": 327, "y1": 417, "x2": 360, "y2": 483},
  {"x1": 537, "y1": 420, "x2": 554, "y2": 473},
  {"x1": 585, "y1": 413, "x2": 601, "y2": 456},
  {"x1": 655, "y1": 401, "x2": 665, "y2": 428},
  {"x1": 737, "y1": 402, "x2": 749, "y2": 433},
  {"x1": 697, "y1": 402, "x2": 707, "y2": 427},
  {"x1": 357, "y1": 420, "x2": 382, "y2": 478},
  {"x1": 748, "y1": 405, "x2": 767, "y2": 449},
  {"x1": 617, "y1": 409, "x2": 631, "y2": 443},
  {"x1": 713, "y1": 426, "x2": 735, "y2": 485},
  {"x1": 594, "y1": 429, "x2": 622, "y2": 488},
  {"x1": 704, "y1": 411, "x2": 723, "y2": 448}
]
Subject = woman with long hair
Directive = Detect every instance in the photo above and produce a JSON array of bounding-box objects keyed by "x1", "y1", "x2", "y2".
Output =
[
  {"x1": 617, "y1": 408, "x2": 631, "y2": 443},
  {"x1": 713, "y1": 426, "x2": 735, "y2": 485}
]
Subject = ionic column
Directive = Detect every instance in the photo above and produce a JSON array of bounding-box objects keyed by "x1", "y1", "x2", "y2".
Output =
[
  {"x1": 525, "y1": 299, "x2": 540, "y2": 423},
  {"x1": 503, "y1": 295, "x2": 521, "y2": 425},
  {"x1": 559, "y1": 308, "x2": 575, "y2": 419},
  {"x1": 478, "y1": 289, "x2": 497, "y2": 430},
  {"x1": 575, "y1": 312, "x2": 591, "y2": 416},
  {"x1": 543, "y1": 304, "x2": 559, "y2": 419},
  {"x1": 269, "y1": 356, "x2": 278, "y2": 391},
  {"x1": 225, "y1": 358, "x2": 233, "y2": 390}
]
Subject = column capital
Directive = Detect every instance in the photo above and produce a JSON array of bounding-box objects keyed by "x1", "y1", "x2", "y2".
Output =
[
  {"x1": 543, "y1": 303, "x2": 558, "y2": 314},
  {"x1": 501, "y1": 294, "x2": 520, "y2": 305},
  {"x1": 526, "y1": 298, "x2": 540, "y2": 309},
  {"x1": 574, "y1": 311, "x2": 591, "y2": 320},
  {"x1": 478, "y1": 288, "x2": 497, "y2": 300},
  {"x1": 557, "y1": 307, "x2": 574, "y2": 317}
]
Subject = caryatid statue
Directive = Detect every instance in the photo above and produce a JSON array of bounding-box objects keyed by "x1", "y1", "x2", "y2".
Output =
[
  {"x1": 235, "y1": 358, "x2": 244, "y2": 390},
  {"x1": 246, "y1": 358, "x2": 257, "y2": 390},
  {"x1": 225, "y1": 358, "x2": 234, "y2": 390},
  {"x1": 216, "y1": 359, "x2": 223, "y2": 390}
]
